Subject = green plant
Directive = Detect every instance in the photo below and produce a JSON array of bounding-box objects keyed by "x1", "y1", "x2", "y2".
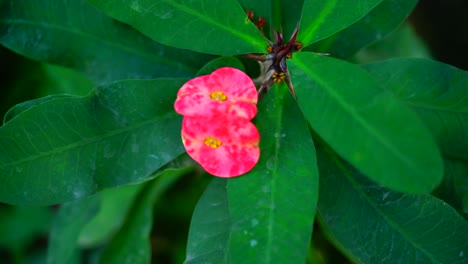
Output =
[{"x1": 1, "y1": 0, "x2": 467, "y2": 263}]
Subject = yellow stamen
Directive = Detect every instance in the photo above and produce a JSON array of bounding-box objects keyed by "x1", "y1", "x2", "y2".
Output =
[
  {"x1": 204, "y1": 136, "x2": 222, "y2": 149},
  {"x1": 272, "y1": 72, "x2": 285, "y2": 83},
  {"x1": 210, "y1": 91, "x2": 227, "y2": 101}
]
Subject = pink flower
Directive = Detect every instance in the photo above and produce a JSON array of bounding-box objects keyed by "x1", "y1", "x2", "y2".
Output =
[
  {"x1": 181, "y1": 115, "x2": 260, "y2": 177},
  {"x1": 174, "y1": 67, "x2": 261, "y2": 177},
  {"x1": 174, "y1": 67, "x2": 258, "y2": 120}
]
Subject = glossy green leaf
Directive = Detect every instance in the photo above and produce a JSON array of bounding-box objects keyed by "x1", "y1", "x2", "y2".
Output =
[
  {"x1": 298, "y1": 0, "x2": 383, "y2": 47},
  {"x1": 98, "y1": 170, "x2": 185, "y2": 264},
  {"x1": 3, "y1": 94, "x2": 78, "y2": 124},
  {"x1": 47, "y1": 195, "x2": 100, "y2": 264},
  {"x1": 0, "y1": 79, "x2": 186, "y2": 206},
  {"x1": 196, "y1": 56, "x2": 245, "y2": 76},
  {"x1": 308, "y1": 0, "x2": 418, "y2": 58},
  {"x1": 226, "y1": 84, "x2": 318, "y2": 263},
  {"x1": 79, "y1": 184, "x2": 144, "y2": 247},
  {"x1": 362, "y1": 58, "x2": 468, "y2": 160},
  {"x1": 0, "y1": 0, "x2": 211, "y2": 84},
  {"x1": 184, "y1": 178, "x2": 230, "y2": 264},
  {"x1": 316, "y1": 145, "x2": 468, "y2": 264},
  {"x1": 185, "y1": 86, "x2": 319, "y2": 263},
  {"x1": 289, "y1": 52, "x2": 443, "y2": 193},
  {"x1": 87, "y1": 0, "x2": 267, "y2": 55}
]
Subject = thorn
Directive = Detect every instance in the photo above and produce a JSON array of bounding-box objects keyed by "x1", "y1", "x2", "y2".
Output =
[
  {"x1": 263, "y1": 67, "x2": 276, "y2": 83},
  {"x1": 289, "y1": 22, "x2": 300, "y2": 43},
  {"x1": 272, "y1": 29, "x2": 280, "y2": 45},
  {"x1": 245, "y1": 54, "x2": 267, "y2": 62},
  {"x1": 284, "y1": 23, "x2": 299, "y2": 54},
  {"x1": 284, "y1": 70, "x2": 296, "y2": 99},
  {"x1": 278, "y1": 26, "x2": 284, "y2": 45},
  {"x1": 279, "y1": 57, "x2": 287, "y2": 73}
]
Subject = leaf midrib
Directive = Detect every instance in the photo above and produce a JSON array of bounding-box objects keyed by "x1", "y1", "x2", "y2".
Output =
[
  {"x1": 300, "y1": 0, "x2": 338, "y2": 45},
  {"x1": 332, "y1": 152, "x2": 442, "y2": 263},
  {"x1": 161, "y1": 0, "x2": 265, "y2": 51},
  {"x1": 263, "y1": 90, "x2": 285, "y2": 263},
  {"x1": 292, "y1": 57, "x2": 420, "y2": 173},
  {"x1": 0, "y1": 112, "x2": 179, "y2": 169}
]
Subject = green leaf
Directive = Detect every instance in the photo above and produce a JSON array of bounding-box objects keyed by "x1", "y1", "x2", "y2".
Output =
[
  {"x1": 184, "y1": 178, "x2": 230, "y2": 264},
  {"x1": 38, "y1": 64, "x2": 95, "y2": 96},
  {"x1": 87, "y1": 0, "x2": 267, "y2": 55},
  {"x1": 308, "y1": 0, "x2": 418, "y2": 58},
  {"x1": 362, "y1": 58, "x2": 468, "y2": 160},
  {"x1": 316, "y1": 145, "x2": 468, "y2": 264},
  {"x1": 289, "y1": 52, "x2": 443, "y2": 193},
  {"x1": 0, "y1": 206, "x2": 52, "y2": 252},
  {"x1": 0, "y1": 0, "x2": 211, "y2": 84},
  {"x1": 0, "y1": 79, "x2": 186, "y2": 206},
  {"x1": 98, "y1": 170, "x2": 185, "y2": 264},
  {"x1": 284, "y1": 0, "x2": 305, "y2": 40},
  {"x1": 298, "y1": 0, "x2": 383, "y2": 47},
  {"x1": 0, "y1": 50, "x2": 93, "y2": 118},
  {"x1": 3, "y1": 94, "x2": 78, "y2": 124},
  {"x1": 433, "y1": 158, "x2": 468, "y2": 217},
  {"x1": 270, "y1": 0, "x2": 303, "y2": 39},
  {"x1": 185, "y1": 86, "x2": 319, "y2": 263},
  {"x1": 226, "y1": 84, "x2": 318, "y2": 263},
  {"x1": 79, "y1": 184, "x2": 144, "y2": 247},
  {"x1": 354, "y1": 24, "x2": 431, "y2": 63},
  {"x1": 47, "y1": 195, "x2": 100, "y2": 264},
  {"x1": 196, "y1": 56, "x2": 245, "y2": 76},
  {"x1": 2, "y1": 60, "x2": 95, "y2": 122}
]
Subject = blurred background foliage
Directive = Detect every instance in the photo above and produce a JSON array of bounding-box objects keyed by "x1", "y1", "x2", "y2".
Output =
[{"x1": 0, "y1": 0, "x2": 467, "y2": 263}]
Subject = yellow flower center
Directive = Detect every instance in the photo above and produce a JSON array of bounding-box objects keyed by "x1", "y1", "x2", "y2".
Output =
[
  {"x1": 210, "y1": 91, "x2": 227, "y2": 101},
  {"x1": 272, "y1": 71, "x2": 285, "y2": 83},
  {"x1": 204, "y1": 136, "x2": 222, "y2": 149}
]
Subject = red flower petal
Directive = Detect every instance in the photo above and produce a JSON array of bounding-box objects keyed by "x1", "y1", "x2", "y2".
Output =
[
  {"x1": 181, "y1": 115, "x2": 260, "y2": 177},
  {"x1": 174, "y1": 67, "x2": 258, "y2": 120}
]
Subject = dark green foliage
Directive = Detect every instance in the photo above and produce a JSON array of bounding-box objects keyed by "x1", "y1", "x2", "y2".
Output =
[{"x1": 1, "y1": 0, "x2": 466, "y2": 263}]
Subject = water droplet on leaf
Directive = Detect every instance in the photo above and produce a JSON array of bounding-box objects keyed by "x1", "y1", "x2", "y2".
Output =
[
  {"x1": 249, "y1": 239, "x2": 258, "y2": 247},
  {"x1": 251, "y1": 219, "x2": 259, "y2": 227}
]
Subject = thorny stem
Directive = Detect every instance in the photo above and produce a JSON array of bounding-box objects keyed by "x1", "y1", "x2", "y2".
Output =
[{"x1": 247, "y1": 23, "x2": 301, "y2": 99}]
